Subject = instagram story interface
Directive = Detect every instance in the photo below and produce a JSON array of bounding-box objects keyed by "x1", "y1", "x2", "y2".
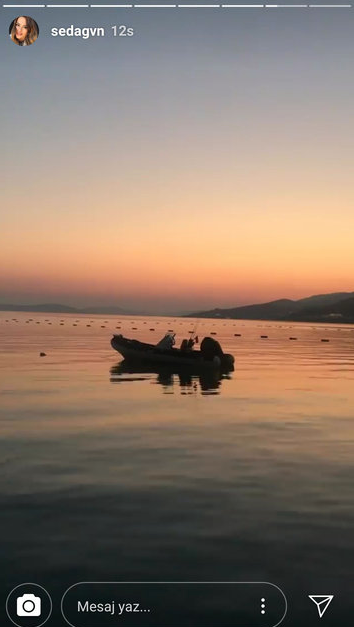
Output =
[{"x1": 1, "y1": 2, "x2": 353, "y2": 627}]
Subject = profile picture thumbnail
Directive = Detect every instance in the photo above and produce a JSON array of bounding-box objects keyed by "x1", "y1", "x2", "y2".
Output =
[{"x1": 9, "y1": 16, "x2": 39, "y2": 46}]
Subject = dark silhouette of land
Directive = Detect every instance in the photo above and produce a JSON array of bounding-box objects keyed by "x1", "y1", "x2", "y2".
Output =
[
  {"x1": 0, "y1": 303, "x2": 142, "y2": 315},
  {"x1": 1, "y1": 291, "x2": 354, "y2": 322},
  {"x1": 186, "y1": 292, "x2": 354, "y2": 323}
]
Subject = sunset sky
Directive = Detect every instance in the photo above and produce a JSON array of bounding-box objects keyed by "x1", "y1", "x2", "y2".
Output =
[{"x1": 1, "y1": 5, "x2": 353, "y2": 312}]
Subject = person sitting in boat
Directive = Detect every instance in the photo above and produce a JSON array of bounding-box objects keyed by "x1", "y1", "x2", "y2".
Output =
[
  {"x1": 156, "y1": 333, "x2": 175, "y2": 351},
  {"x1": 180, "y1": 337, "x2": 195, "y2": 351}
]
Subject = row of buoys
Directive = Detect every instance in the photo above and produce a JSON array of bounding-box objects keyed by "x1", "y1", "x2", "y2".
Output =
[
  {"x1": 259, "y1": 336, "x2": 331, "y2": 342},
  {"x1": 229, "y1": 334, "x2": 333, "y2": 342},
  {"x1": 0, "y1": 318, "x2": 333, "y2": 342},
  {"x1": 0, "y1": 318, "x2": 347, "y2": 344},
  {"x1": 2, "y1": 319, "x2": 133, "y2": 328},
  {"x1": 4, "y1": 318, "x2": 194, "y2": 326},
  {"x1": 258, "y1": 335, "x2": 331, "y2": 342}
]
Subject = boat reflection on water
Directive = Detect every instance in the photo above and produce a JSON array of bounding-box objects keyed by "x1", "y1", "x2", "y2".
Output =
[{"x1": 110, "y1": 361, "x2": 233, "y2": 395}]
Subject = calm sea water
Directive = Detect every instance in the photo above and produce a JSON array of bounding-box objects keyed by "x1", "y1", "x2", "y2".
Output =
[{"x1": 1, "y1": 313, "x2": 353, "y2": 626}]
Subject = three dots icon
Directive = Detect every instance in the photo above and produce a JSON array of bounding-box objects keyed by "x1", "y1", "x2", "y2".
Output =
[{"x1": 261, "y1": 598, "x2": 266, "y2": 615}]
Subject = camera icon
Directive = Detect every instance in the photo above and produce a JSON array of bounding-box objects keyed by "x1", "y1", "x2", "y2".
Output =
[{"x1": 16, "y1": 594, "x2": 41, "y2": 617}]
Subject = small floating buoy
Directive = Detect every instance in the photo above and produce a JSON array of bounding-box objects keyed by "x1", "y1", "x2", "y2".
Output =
[
  {"x1": 168, "y1": 329, "x2": 174, "y2": 332},
  {"x1": 86, "y1": 324, "x2": 91, "y2": 327},
  {"x1": 25, "y1": 321, "x2": 29, "y2": 323},
  {"x1": 261, "y1": 335, "x2": 268, "y2": 339},
  {"x1": 234, "y1": 333, "x2": 241, "y2": 337},
  {"x1": 73, "y1": 324, "x2": 77, "y2": 326},
  {"x1": 39, "y1": 352, "x2": 46, "y2": 357},
  {"x1": 36, "y1": 322, "x2": 40, "y2": 324},
  {"x1": 321, "y1": 339, "x2": 329, "y2": 342},
  {"x1": 132, "y1": 327, "x2": 137, "y2": 330},
  {"x1": 116, "y1": 326, "x2": 121, "y2": 329},
  {"x1": 48, "y1": 323, "x2": 52, "y2": 325},
  {"x1": 210, "y1": 332, "x2": 217, "y2": 335},
  {"x1": 101, "y1": 325, "x2": 106, "y2": 328},
  {"x1": 60, "y1": 323, "x2": 64, "y2": 326},
  {"x1": 150, "y1": 328, "x2": 155, "y2": 331},
  {"x1": 289, "y1": 337, "x2": 297, "y2": 340}
]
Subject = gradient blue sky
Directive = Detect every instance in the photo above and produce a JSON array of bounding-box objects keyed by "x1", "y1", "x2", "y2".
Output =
[{"x1": 1, "y1": 4, "x2": 353, "y2": 312}]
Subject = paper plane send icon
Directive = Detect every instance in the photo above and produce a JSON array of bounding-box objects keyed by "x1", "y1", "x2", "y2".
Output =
[{"x1": 309, "y1": 595, "x2": 334, "y2": 618}]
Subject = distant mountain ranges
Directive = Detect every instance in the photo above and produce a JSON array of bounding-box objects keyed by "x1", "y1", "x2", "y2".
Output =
[
  {"x1": 1, "y1": 291, "x2": 354, "y2": 322},
  {"x1": 0, "y1": 303, "x2": 142, "y2": 315},
  {"x1": 186, "y1": 292, "x2": 354, "y2": 323}
]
